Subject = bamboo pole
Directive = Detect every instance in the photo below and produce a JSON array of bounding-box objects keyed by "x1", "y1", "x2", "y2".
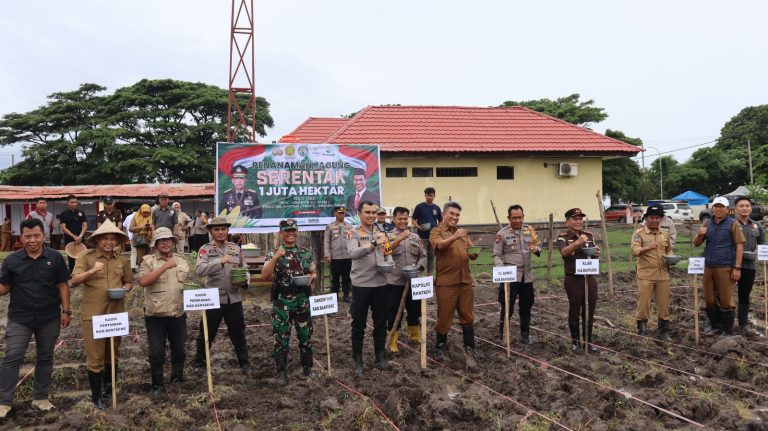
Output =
[
  {"x1": 420, "y1": 299, "x2": 427, "y2": 369},
  {"x1": 693, "y1": 274, "x2": 699, "y2": 345},
  {"x1": 547, "y1": 213, "x2": 554, "y2": 288},
  {"x1": 202, "y1": 310, "x2": 214, "y2": 393},
  {"x1": 596, "y1": 190, "x2": 613, "y2": 295},
  {"x1": 110, "y1": 337, "x2": 117, "y2": 408},
  {"x1": 584, "y1": 276, "x2": 589, "y2": 355},
  {"x1": 504, "y1": 282, "x2": 510, "y2": 358},
  {"x1": 324, "y1": 315, "x2": 332, "y2": 376}
]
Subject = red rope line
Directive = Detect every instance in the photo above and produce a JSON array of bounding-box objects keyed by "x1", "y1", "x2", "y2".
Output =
[{"x1": 209, "y1": 392, "x2": 223, "y2": 431}]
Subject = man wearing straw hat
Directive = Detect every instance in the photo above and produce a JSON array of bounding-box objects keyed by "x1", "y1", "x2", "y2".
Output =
[
  {"x1": 262, "y1": 219, "x2": 317, "y2": 385},
  {"x1": 138, "y1": 227, "x2": 190, "y2": 396},
  {"x1": 70, "y1": 220, "x2": 132, "y2": 410},
  {"x1": 194, "y1": 217, "x2": 251, "y2": 376}
]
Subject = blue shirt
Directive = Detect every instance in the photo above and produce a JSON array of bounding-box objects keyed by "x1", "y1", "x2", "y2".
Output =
[{"x1": 412, "y1": 202, "x2": 442, "y2": 239}]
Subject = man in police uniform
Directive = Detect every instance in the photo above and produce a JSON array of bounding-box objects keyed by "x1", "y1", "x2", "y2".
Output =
[
  {"x1": 734, "y1": 196, "x2": 764, "y2": 337},
  {"x1": 631, "y1": 205, "x2": 673, "y2": 340},
  {"x1": 261, "y1": 219, "x2": 317, "y2": 385},
  {"x1": 138, "y1": 227, "x2": 189, "y2": 396},
  {"x1": 97, "y1": 196, "x2": 124, "y2": 231},
  {"x1": 324, "y1": 206, "x2": 352, "y2": 302},
  {"x1": 194, "y1": 217, "x2": 251, "y2": 375},
  {"x1": 222, "y1": 165, "x2": 262, "y2": 218},
  {"x1": 70, "y1": 220, "x2": 132, "y2": 410},
  {"x1": 492, "y1": 204, "x2": 541, "y2": 344},
  {"x1": 556, "y1": 208, "x2": 600, "y2": 353}
]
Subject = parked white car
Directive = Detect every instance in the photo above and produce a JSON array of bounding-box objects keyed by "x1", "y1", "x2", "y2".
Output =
[{"x1": 660, "y1": 202, "x2": 693, "y2": 221}]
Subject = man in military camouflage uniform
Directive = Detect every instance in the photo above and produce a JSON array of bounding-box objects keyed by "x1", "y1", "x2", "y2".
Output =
[
  {"x1": 194, "y1": 217, "x2": 251, "y2": 375},
  {"x1": 492, "y1": 204, "x2": 541, "y2": 344},
  {"x1": 262, "y1": 219, "x2": 317, "y2": 385},
  {"x1": 324, "y1": 206, "x2": 352, "y2": 302},
  {"x1": 222, "y1": 165, "x2": 262, "y2": 219}
]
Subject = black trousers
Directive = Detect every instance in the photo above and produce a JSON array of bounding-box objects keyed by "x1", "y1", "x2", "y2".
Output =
[
  {"x1": 385, "y1": 284, "x2": 421, "y2": 330},
  {"x1": 330, "y1": 258, "x2": 352, "y2": 295},
  {"x1": 196, "y1": 302, "x2": 248, "y2": 365},
  {"x1": 498, "y1": 281, "x2": 535, "y2": 334},
  {"x1": 564, "y1": 275, "x2": 598, "y2": 326},
  {"x1": 145, "y1": 314, "x2": 187, "y2": 369},
  {"x1": 350, "y1": 285, "x2": 387, "y2": 342},
  {"x1": 737, "y1": 268, "x2": 756, "y2": 306}
]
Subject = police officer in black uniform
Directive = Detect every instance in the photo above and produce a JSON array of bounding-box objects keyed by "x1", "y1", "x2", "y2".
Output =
[{"x1": 222, "y1": 165, "x2": 262, "y2": 218}]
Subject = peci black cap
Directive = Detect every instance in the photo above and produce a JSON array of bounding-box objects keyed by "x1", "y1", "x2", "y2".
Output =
[
  {"x1": 564, "y1": 208, "x2": 586, "y2": 219},
  {"x1": 644, "y1": 205, "x2": 664, "y2": 217}
]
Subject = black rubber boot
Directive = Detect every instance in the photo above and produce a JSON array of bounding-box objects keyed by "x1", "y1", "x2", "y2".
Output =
[
  {"x1": 720, "y1": 309, "x2": 735, "y2": 337},
  {"x1": 373, "y1": 337, "x2": 389, "y2": 370},
  {"x1": 737, "y1": 303, "x2": 760, "y2": 337},
  {"x1": 520, "y1": 312, "x2": 532, "y2": 344},
  {"x1": 170, "y1": 362, "x2": 184, "y2": 384},
  {"x1": 658, "y1": 319, "x2": 671, "y2": 341},
  {"x1": 234, "y1": 343, "x2": 250, "y2": 377},
  {"x1": 569, "y1": 324, "x2": 581, "y2": 352},
  {"x1": 587, "y1": 322, "x2": 600, "y2": 353},
  {"x1": 101, "y1": 364, "x2": 117, "y2": 399},
  {"x1": 275, "y1": 354, "x2": 288, "y2": 386},
  {"x1": 352, "y1": 339, "x2": 364, "y2": 375},
  {"x1": 434, "y1": 332, "x2": 448, "y2": 361},
  {"x1": 300, "y1": 350, "x2": 314, "y2": 377},
  {"x1": 87, "y1": 371, "x2": 108, "y2": 411},
  {"x1": 704, "y1": 307, "x2": 722, "y2": 335},
  {"x1": 636, "y1": 320, "x2": 648, "y2": 336},
  {"x1": 150, "y1": 367, "x2": 165, "y2": 396}
]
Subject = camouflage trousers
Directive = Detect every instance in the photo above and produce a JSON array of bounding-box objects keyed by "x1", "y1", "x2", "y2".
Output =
[{"x1": 272, "y1": 294, "x2": 313, "y2": 357}]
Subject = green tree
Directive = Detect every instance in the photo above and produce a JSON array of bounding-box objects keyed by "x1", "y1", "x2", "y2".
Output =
[
  {"x1": 0, "y1": 79, "x2": 274, "y2": 185},
  {"x1": 716, "y1": 104, "x2": 768, "y2": 186},
  {"x1": 602, "y1": 129, "x2": 643, "y2": 202},
  {"x1": 647, "y1": 156, "x2": 679, "y2": 200},
  {"x1": 499, "y1": 93, "x2": 608, "y2": 129}
]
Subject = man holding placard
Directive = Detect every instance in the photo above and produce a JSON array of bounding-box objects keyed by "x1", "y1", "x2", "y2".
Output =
[
  {"x1": 70, "y1": 220, "x2": 132, "y2": 410},
  {"x1": 556, "y1": 208, "x2": 600, "y2": 353},
  {"x1": 492, "y1": 204, "x2": 541, "y2": 344},
  {"x1": 194, "y1": 217, "x2": 251, "y2": 375},
  {"x1": 347, "y1": 201, "x2": 392, "y2": 375},
  {"x1": 694, "y1": 196, "x2": 744, "y2": 337},
  {"x1": 631, "y1": 205, "x2": 673, "y2": 340},
  {"x1": 138, "y1": 227, "x2": 190, "y2": 396},
  {"x1": 733, "y1": 196, "x2": 764, "y2": 337},
  {"x1": 262, "y1": 219, "x2": 317, "y2": 385},
  {"x1": 0, "y1": 218, "x2": 71, "y2": 418},
  {"x1": 385, "y1": 206, "x2": 427, "y2": 352},
  {"x1": 430, "y1": 201, "x2": 479, "y2": 361}
]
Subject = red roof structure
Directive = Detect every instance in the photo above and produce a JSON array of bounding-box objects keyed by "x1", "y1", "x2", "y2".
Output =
[
  {"x1": 282, "y1": 105, "x2": 640, "y2": 156},
  {"x1": 0, "y1": 183, "x2": 214, "y2": 202}
]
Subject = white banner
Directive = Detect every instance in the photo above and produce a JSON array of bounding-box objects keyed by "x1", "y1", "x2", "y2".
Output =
[
  {"x1": 183, "y1": 288, "x2": 221, "y2": 311},
  {"x1": 575, "y1": 259, "x2": 599, "y2": 275},
  {"x1": 492, "y1": 266, "x2": 518, "y2": 283},
  {"x1": 688, "y1": 257, "x2": 705, "y2": 275},
  {"x1": 92, "y1": 312, "x2": 130, "y2": 339},
  {"x1": 758, "y1": 245, "x2": 768, "y2": 261},
  {"x1": 309, "y1": 293, "x2": 338, "y2": 316},
  {"x1": 411, "y1": 276, "x2": 434, "y2": 300}
]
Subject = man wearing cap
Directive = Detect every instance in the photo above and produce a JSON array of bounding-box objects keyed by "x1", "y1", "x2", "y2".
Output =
[
  {"x1": 70, "y1": 220, "x2": 132, "y2": 410},
  {"x1": 26, "y1": 198, "x2": 54, "y2": 246},
  {"x1": 492, "y1": 204, "x2": 541, "y2": 344},
  {"x1": 97, "y1": 197, "x2": 124, "y2": 232},
  {"x1": 384, "y1": 206, "x2": 426, "y2": 352},
  {"x1": 222, "y1": 165, "x2": 262, "y2": 218},
  {"x1": 152, "y1": 192, "x2": 179, "y2": 233},
  {"x1": 346, "y1": 169, "x2": 379, "y2": 216},
  {"x1": 556, "y1": 208, "x2": 600, "y2": 353},
  {"x1": 413, "y1": 187, "x2": 442, "y2": 275},
  {"x1": 375, "y1": 208, "x2": 394, "y2": 233},
  {"x1": 694, "y1": 196, "x2": 744, "y2": 337},
  {"x1": 138, "y1": 227, "x2": 189, "y2": 396},
  {"x1": 631, "y1": 205, "x2": 673, "y2": 340},
  {"x1": 734, "y1": 197, "x2": 763, "y2": 336},
  {"x1": 194, "y1": 217, "x2": 251, "y2": 375},
  {"x1": 59, "y1": 194, "x2": 88, "y2": 272},
  {"x1": 0, "y1": 218, "x2": 71, "y2": 418},
  {"x1": 430, "y1": 201, "x2": 479, "y2": 362},
  {"x1": 261, "y1": 219, "x2": 317, "y2": 385},
  {"x1": 346, "y1": 200, "x2": 393, "y2": 374},
  {"x1": 324, "y1": 206, "x2": 352, "y2": 303}
]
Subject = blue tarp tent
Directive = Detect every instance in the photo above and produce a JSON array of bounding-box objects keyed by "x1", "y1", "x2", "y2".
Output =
[{"x1": 670, "y1": 190, "x2": 709, "y2": 205}]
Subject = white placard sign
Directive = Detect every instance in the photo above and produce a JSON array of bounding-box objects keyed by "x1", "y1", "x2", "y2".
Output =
[
  {"x1": 183, "y1": 288, "x2": 221, "y2": 311},
  {"x1": 758, "y1": 245, "x2": 768, "y2": 261},
  {"x1": 493, "y1": 266, "x2": 518, "y2": 283},
  {"x1": 688, "y1": 257, "x2": 705, "y2": 274},
  {"x1": 411, "y1": 276, "x2": 434, "y2": 300},
  {"x1": 309, "y1": 293, "x2": 338, "y2": 316},
  {"x1": 92, "y1": 312, "x2": 130, "y2": 339},
  {"x1": 575, "y1": 259, "x2": 599, "y2": 275}
]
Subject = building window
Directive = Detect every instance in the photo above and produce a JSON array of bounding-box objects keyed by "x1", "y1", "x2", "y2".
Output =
[
  {"x1": 412, "y1": 167, "x2": 434, "y2": 177},
  {"x1": 386, "y1": 167, "x2": 407, "y2": 178},
  {"x1": 497, "y1": 166, "x2": 514, "y2": 180},
  {"x1": 436, "y1": 167, "x2": 477, "y2": 177}
]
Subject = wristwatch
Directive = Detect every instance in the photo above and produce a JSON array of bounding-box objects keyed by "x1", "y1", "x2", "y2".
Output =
[
  {"x1": 733, "y1": 266, "x2": 741, "y2": 270},
  {"x1": 62, "y1": 309, "x2": 72, "y2": 315}
]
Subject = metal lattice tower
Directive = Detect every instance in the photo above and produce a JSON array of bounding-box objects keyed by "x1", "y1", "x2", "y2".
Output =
[{"x1": 227, "y1": 0, "x2": 256, "y2": 143}]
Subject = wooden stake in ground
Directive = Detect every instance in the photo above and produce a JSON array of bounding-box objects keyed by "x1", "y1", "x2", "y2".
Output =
[
  {"x1": 693, "y1": 274, "x2": 699, "y2": 345},
  {"x1": 202, "y1": 310, "x2": 214, "y2": 394},
  {"x1": 547, "y1": 213, "x2": 554, "y2": 287},
  {"x1": 109, "y1": 337, "x2": 117, "y2": 408},
  {"x1": 420, "y1": 298, "x2": 427, "y2": 369},
  {"x1": 324, "y1": 314, "x2": 332, "y2": 377},
  {"x1": 764, "y1": 262, "x2": 767, "y2": 337},
  {"x1": 584, "y1": 276, "x2": 589, "y2": 355},
  {"x1": 596, "y1": 190, "x2": 613, "y2": 295},
  {"x1": 504, "y1": 282, "x2": 510, "y2": 358}
]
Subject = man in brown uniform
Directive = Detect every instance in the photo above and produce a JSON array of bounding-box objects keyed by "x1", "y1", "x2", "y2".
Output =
[
  {"x1": 631, "y1": 205, "x2": 673, "y2": 340},
  {"x1": 430, "y1": 201, "x2": 479, "y2": 361},
  {"x1": 70, "y1": 220, "x2": 132, "y2": 410},
  {"x1": 556, "y1": 208, "x2": 600, "y2": 353}
]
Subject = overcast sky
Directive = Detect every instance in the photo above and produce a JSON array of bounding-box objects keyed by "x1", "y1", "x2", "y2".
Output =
[{"x1": 1, "y1": 1, "x2": 766, "y2": 170}]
